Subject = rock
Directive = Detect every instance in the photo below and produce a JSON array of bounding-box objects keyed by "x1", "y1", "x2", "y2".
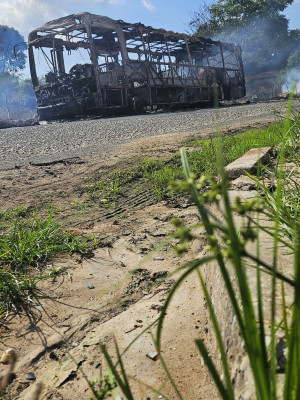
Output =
[
  {"x1": 49, "y1": 351, "x2": 59, "y2": 361},
  {"x1": 230, "y1": 176, "x2": 257, "y2": 191},
  {"x1": 146, "y1": 351, "x2": 159, "y2": 361},
  {"x1": 225, "y1": 147, "x2": 272, "y2": 179},
  {"x1": 153, "y1": 257, "x2": 164, "y2": 261},
  {"x1": 152, "y1": 271, "x2": 168, "y2": 281},
  {"x1": 120, "y1": 262, "x2": 126, "y2": 267},
  {"x1": 26, "y1": 372, "x2": 36, "y2": 381},
  {"x1": 87, "y1": 285, "x2": 95, "y2": 289},
  {"x1": 0, "y1": 348, "x2": 16, "y2": 364}
]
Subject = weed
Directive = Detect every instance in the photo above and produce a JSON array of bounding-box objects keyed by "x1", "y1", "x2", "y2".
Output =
[
  {"x1": 96, "y1": 102, "x2": 300, "y2": 399},
  {"x1": 0, "y1": 212, "x2": 90, "y2": 269},
  {"x1": 0, "y1": 210, "x2": 93, "y2": 318},
  {"x1": 83, "y1": 121, "x2": 296, "y2": 211},
  {"x1": 88, "y1": 374, "x2": 116, "y2": 400},
  {"x1": 71, "y1": 199, "x2": 90, "y2": 212}
]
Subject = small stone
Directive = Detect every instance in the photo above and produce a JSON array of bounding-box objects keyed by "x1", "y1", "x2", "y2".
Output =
[
  {"x1": 120, "y1": 262, "x2": 126, "y2": 267},
  {"x1": 87, "y1": 285, "x2": 95, "y2": 289},
  {"x1": 0, "y1": 348, "x2": 16, "y2": 364},
  {"x1": 153, "y1": 257, "x2": 164, "y2": 261},
  {"x1": 49, "y1": 351, "x2": 59, "y2": 361},
  {"x1": 26, "y1": 372, "x2": 36, "y2": 381},
  {"x1": 146, "y1": 351, "x2": 158, "y2": 361}
]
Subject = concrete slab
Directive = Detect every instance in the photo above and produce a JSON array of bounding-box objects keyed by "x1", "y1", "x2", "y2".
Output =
[
  {"x1": 225, "y1": 147, "x2": 272, "y2": 178},
  {"x1": 230, "y1": 175, "x2": 258, "y2": 191}
]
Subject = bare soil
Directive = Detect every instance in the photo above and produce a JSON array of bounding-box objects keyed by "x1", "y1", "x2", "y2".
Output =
[{"x1": 0, "y1": 114, "x2": 287, "y2": 399}]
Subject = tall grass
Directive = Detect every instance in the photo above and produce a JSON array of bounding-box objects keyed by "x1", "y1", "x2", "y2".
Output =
[{"x1": 97, "y1": 103, "x2": 300, "y2": 399}]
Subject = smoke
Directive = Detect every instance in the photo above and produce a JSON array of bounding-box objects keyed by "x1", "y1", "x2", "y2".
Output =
[
  {"x1": 213, "y1": 13, "x2": 292, "y2": 77},
  {"x1": 0, "y1": 75, "x2": 37, "y2": 120},
  {"x1": 282, "y1": 68, "x2": 300, "y2": 93}
]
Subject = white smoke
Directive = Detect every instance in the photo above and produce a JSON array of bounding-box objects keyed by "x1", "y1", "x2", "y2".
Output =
[{"x1": 282, "y1": 68, "x2": 300, "y2": 93}]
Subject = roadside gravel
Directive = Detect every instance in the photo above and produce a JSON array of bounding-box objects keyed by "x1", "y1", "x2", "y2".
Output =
[{"x1": 0, "y1": 100, "x2": 296, "y2": 170}]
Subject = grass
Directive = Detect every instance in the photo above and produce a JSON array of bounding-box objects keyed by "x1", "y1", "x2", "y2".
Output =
[
  {"x1": 0, "y1": 212, "x2": 90, "y2": 268},
  {"x1": 94, "y1": 100, "x2": 300, "y2": 399},
  {"x1": 83, "y1": 121, "x2": 291, "y2": 206},
  {"x1": 0, "y1": 208, "x2": 94, "y2": 318},
  {"x1": 1, "y1": 102, "x2": 300, "y2": 398}
]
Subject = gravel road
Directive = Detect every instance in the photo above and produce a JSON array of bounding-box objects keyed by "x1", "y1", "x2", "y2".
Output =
[{"x1": 0, "y1": 100, "x2": 296, "y2": 170}]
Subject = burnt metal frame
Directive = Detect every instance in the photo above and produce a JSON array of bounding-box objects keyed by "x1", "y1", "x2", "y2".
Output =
[{"x1": 28, "y1": 12, "x2": 246, "y2": 119}]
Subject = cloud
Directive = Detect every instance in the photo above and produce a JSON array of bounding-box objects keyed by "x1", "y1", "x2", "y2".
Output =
[
  {"x1": 0, "y1": 0, "x2": 125, "y2": 38},
  {"x1": 0, "y1": 0, "x2": 67, "y2": 37},
  {"x1": 93, "y1": 0, "x2": 125, "y2": 3},
  {"x1": 142, "y1": 0, "x2": 154, "y2": 11}
]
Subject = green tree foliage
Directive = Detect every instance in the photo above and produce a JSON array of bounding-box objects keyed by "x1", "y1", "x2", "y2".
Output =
[
  {"x1": 0, "y1": 25, "x2": 36, "y2": 120},
  {"x1": 190, "y1": 0, "x2": 298, "y2": 75},
  {"x1": 0, "y1": 25, "x2": 26, "y2": 74},
  {"x1": 0, "y1": 74, "x2": 36, "y2": 119},
  {"x1": 287, "y1": 49, "x2": 300, "y2": 69}
]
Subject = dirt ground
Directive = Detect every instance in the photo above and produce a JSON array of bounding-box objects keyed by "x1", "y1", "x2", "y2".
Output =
[{"x1": 0, "y1": 119, "x2": 281, "y2": 400}]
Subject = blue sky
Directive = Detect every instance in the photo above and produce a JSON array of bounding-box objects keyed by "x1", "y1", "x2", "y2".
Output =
[
  {"x1": 1, "y1": 0, "x2": 299, "y2": 39},
  {"x1": 0, "y1": 0, "x2": 299, "y2": 76}
]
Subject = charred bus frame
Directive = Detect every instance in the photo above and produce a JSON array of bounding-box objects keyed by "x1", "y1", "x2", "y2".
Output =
[{"x1": 28, "y1": 12, "x2": 246, "y2": 120}]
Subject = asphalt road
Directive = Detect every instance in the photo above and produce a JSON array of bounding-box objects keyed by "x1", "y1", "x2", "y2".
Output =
[{"x1": 0, "y1": 101, "x2": 294, "y2": 170}]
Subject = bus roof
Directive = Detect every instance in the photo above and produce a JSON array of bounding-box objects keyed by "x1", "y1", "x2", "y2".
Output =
[{"x1": 28, "y1": 11, "x2": 234, "y2": 49}]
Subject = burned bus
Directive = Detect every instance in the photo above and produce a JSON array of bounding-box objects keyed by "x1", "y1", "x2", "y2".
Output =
[{"x1": 28, "y1": 12, "x2": 246, "y2": 120}]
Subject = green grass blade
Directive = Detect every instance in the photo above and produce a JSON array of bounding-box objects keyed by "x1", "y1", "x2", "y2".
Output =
[
  {"x1": 195, "y1": 339, "x2": 231, "y2": 400},
  {"x1": 255, "y1": 215, "x2": 268, "y2": 375},
  {"x1": 156, "y1": 256, "x2": 215, "y2": 348},
  {"x1": 283, "y1": 226, "x2": 300, "y2": 400},
  {"x1": 223, "y1": 194, "x2": 270, "y2": 399},
  {"x1": 100, "y1": 343, "x2": 134, "y2": 400},
  {"x1": 180, "y1": 148, "x2": 246, "y2": 340},
  {"x1": 197, "y1": 269, "x2": 234, "y2": 400}
]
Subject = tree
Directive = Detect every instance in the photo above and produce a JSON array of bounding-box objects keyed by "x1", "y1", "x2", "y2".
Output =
[
  {"x1": 0, "y1": 26, "x2": 26, "y2": 75},
  {"x1": 0, "y1": 73, "x2": 36, "y2": 119},
  {"x1": 287, "y1": 49, "x2": 300, "y2": 69},
  {"x1": 190, "y1": 0, "x2": 297, "y2": 75}
]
